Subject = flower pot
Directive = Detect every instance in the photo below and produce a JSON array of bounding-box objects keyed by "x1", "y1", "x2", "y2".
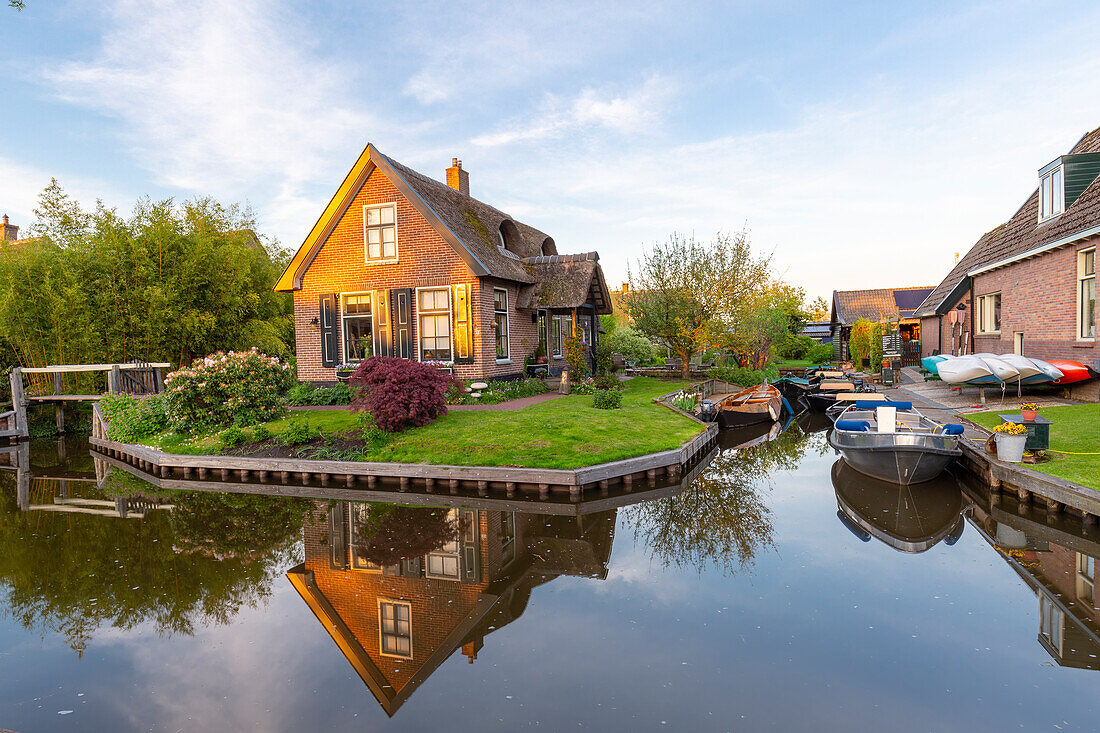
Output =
[
  {"x1": 1021, "y1": 409, "x2": 1038, "y2": 422},
  {"x1": 335, "y1": 369, "x2": 355, "y2": 383},
  {"x1": 995, "y1": 432, "x2": 1027, "y2": 463}
]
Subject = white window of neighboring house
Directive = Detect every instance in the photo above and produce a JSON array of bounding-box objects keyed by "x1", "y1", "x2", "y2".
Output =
[
  {"x1": 1077, "y1": 553, "x2": 1095, "y2": 607},
  {"x1": 976, "y1": 292, "x2": 1001, "y2": 334},
  {"x1": 363, "y1": 203, "x2": 398, "y2": 263},
  {"x1": 494, "y1": 288, "x2": 509, "y2": 361},
  {"x1": 1039, "y1": 593, "x2": 1064, "y2": 656},
  {"x1": 1079, "y1": 248, "x2": 1095, "y2": 340},
  {"x1": 1039, "y1": 166, "x2": 1064, "y2": 222},
  {"x1": 417, "y1": 288, "x2": 452, "y2": 361},
  {"x1": 342, "y1": 293, "x2": 373, "y2": 362},
  {"x1": 379, "y1": 601, "x2": 412, "y2": 658}
]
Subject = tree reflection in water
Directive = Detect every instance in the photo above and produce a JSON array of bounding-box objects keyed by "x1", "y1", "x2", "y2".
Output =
[
  {"x1": 352, "y1": 504, "x2": 460, "y2": 566},
  {"x1": 0, "y1": 469, "x2": 313, "y2": 656},
  {"x1": 626, "y1": 423, "x2": 814, "y2": 575}
]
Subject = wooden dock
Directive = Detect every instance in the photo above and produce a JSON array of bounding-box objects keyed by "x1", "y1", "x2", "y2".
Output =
[{"x1": 7, "y1": 361, "x2": 170, "y2": 439}]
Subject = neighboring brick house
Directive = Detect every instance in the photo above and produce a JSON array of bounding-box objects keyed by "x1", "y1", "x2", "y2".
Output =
[
  {"x1": 275, "y1": 146, "x2": 612, "y2": 383},
  {"x1": 829, "y1": 286, "x2": 934, "y2": 365},
  {"x1": 1, "y1": 215, "x2": 18, "y2": 242},
  {"x1": 969, "y1": 501, "x2": 1100, "y2": 670},
  {"x1": 287, "y1": 503, "x2": 614, "y2": 716},
  {"x1": 915, "y1": 126, "x2": 1100, "y2": 399}
]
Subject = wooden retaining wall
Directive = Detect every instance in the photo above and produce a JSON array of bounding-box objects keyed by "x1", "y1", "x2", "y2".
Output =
[
  {"x1": 958, "y1": 437, "x2": 1100, "y2": 526},
  {"x1": 89, "y1": 404, "x2": 720, "y2": 502}
]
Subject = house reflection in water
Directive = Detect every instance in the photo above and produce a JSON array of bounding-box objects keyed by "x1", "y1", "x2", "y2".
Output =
[
  {"x1": 967, "y1": 496, "x2": 1100, "y2": 670},
  {"x1": 288, "y1": 503, "x2": 615, "y2": 716}
]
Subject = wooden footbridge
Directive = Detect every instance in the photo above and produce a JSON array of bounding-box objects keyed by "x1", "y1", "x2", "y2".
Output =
[{"x1": 3, "y1": 362, "x2": 170, "y2": 440}]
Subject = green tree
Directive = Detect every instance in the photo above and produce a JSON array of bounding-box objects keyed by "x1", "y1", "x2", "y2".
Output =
[
  {"x1": 0, "y1": 182, "x2": 294, "y2": 374},
  {"x1": 625, "y1": 231, "x2": 771, "y2": 379}
]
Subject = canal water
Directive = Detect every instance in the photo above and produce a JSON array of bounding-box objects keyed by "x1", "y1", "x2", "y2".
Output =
[{"x1": 2, "y1": 420, "x2": 1099, "y2": 732}]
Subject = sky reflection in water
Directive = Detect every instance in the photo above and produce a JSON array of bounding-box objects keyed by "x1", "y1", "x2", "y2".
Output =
[{"x1": 1, "y1": 424, "x2": 1098, "y2": 732}]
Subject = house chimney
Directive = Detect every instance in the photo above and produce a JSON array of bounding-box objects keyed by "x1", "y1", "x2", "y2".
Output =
[
  {"x1": 954, "y1": 252, "x2": 959, "y2": 264},
  {"x1": 1, "y1": 215, "x2": 18, "y2": 242},
  {"x1": 621, "y1": 282, "x2": 629, "y2": 293},
  {"x1": 446, "y1": 158, "x2": 469, "y2": 196}
]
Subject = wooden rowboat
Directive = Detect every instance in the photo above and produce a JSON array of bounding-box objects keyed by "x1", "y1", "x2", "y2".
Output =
[{"x1": 716, "y1": 384, "x2": 783, "y2": 429}]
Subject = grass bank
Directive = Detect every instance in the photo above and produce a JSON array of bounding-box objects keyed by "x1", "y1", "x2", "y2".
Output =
[
  {"x1": 148, "y1": 377, "x2": 702, "y2": 470},
  {"x1": 965, "y1": 404, "x2": 1100, "y2": 491}
]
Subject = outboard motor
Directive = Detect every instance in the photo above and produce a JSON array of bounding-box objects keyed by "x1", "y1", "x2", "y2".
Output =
[{"x1": 699, "y1": 399, "x2": 717, "y2": 422}]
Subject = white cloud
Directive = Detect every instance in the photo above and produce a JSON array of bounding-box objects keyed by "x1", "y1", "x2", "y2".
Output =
[
  {"x1": 471, "y1": 75, "x2": 674, "y2": 147},
  {"x1": 0, "y1": 156, "x2": 125, "y2": 232},
  {"x1": 42, "y1": 0, "x2": 385, "y2": 245}
]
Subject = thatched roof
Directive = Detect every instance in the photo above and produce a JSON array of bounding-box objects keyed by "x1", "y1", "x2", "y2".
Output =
[
  {"x1": 276, "y1": 144, "x2": 595, "y2": 292},
  {"x1": 518, "y1": 253, "x2": 612, "y2": 313}
]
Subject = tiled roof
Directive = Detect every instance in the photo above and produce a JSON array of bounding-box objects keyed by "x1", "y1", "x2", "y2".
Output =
[
  {"x1": 916, "y1": 125, "x2": 1100, "y2": 316},
  {"x1": 833, "y1": 286, "x2": 935, "y2": 325}
]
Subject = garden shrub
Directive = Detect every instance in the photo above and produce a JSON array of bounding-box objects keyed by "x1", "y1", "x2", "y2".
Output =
[
  {"x1": 218, "y1": 424, "x2": 247, "y2": 449},
  {"x1": 593, "y1": 388, "x2": 624, "y2": 409},
  {"x1": 708, "y1": 364, "x2": 779, "y2": 388},
  {"x1": 805, "y1": 341, "x2": 834, "y2": 364},
  {"x1": 777, "y1": 333, "x2": 815, "y2": 360},
  {"x1": 99, "y1": 392, "x2": 170, "y2": 442},
  {"x1": 448, "y1": 377, "x2": 547, "y2": 405},
  {"x1": 251, "y1": 423, "x2": 273, "y2": 442},
  {"x1": 278, "y1": 415, "x2": 319, "y2": 446},
  {"x1": 164, "y1": 348, "x2": 294, "y2": 431},
  {"x1": 593, "y1": 339, "x2": 614, "y2": 375},
  {"x1": 284, "y1": 382, "x2": 352, "y2": 406},
  {"x1": 564, "y1": 334, "x2": 589, "y2": 379},
  {"x1": 349, "y1": 356, "x2": 459, "y2": 432},
  {"x1": 593, "y1": 373, "x2": 621, "y2": 391}
]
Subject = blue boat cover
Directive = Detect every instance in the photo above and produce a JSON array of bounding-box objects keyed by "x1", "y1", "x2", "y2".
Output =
[
  {"x1": 835, "y1": 419, "x2": 871, "y2": 432},
  {"x1": 939, "y1": 424, "x2": 965, "y2": 435},
  {"x1": 854, "y1": 400, "x2": 912, "y2": 410}
]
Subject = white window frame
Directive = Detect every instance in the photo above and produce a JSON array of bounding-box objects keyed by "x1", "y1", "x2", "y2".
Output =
[
  {"x1": 1039, "y1": 166, "x2": 1064, "y2": 223},
  {"x1": 1078, "y1": 247, "x2": 1095, "y2": 341},
  {"x1": 340, "y1": 292, "x2": 374, "y2": 364},
  {"x1": 1039, "y1": 592, "x2": 1064, "y2": 656},
  {"x1": 378, "y1": 599, "x2": 413, "y2": 659},
  {"x1": 362, "y1": 202, "x2": 399, "y2": 264},
  {"x1": 1077, "y1": 553, "x2": 1095, "y2": 608},
  {"x1": 415, "y1": 286, "x2": 453, "y2": 362},
  {"x1": 976, "y1": 292, "x2": 1001, "y2": 335},
  {"x1": 493, "y1": 287, "x2": 510, "y2": 363}
]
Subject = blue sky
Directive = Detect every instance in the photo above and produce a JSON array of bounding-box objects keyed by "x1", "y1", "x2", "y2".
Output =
[{"x1": 4, "y1": 0, "x2": 1100, "y2": 301}]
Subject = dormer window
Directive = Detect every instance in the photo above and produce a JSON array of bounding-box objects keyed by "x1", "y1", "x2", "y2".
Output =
[{"x1": 1039, "y1": 165, "x2": 1064, "y2": 222}]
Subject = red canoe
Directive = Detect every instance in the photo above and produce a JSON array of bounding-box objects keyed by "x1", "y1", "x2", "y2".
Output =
[{"x1": 1047, "y1": 358, "x2": 1094, "y2": 385}]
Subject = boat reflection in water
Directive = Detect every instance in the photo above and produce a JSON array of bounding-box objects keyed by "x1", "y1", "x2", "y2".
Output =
[{"x1": 831, "y1": 459, "x2": 966, "y2": 553}]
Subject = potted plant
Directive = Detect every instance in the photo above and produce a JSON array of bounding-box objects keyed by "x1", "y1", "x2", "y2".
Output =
[
  {"x1": 334, "y1": 363, "x2": 357, "y2": 382},
  {"x1": 992, "y1": 421, "x2": 1028, "y2": 463},
  {"x1": 1019, "y1": 402, "x2": 1040, "y2": 422}
]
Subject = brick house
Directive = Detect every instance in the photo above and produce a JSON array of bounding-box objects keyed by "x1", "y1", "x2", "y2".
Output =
[
  {"x1": 275, "y1": 145, "x2": 613, "y2": 384},
  {"x1": 829, "y1": 286, "x2": 934, "y2": 365},
  {"x1": 287, "y1": 503, "x2": 613, "y2": 716},
  {"x1": 915, "y1": 126, "x2": 1100, "y2": 399}
]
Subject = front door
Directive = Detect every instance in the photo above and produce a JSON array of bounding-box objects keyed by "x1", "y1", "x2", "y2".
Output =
[{"x1": 391, "y1": 288, "x2": 414, "y2": 359}]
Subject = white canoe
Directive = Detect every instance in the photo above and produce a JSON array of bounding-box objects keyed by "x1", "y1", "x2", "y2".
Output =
[
  {"x1": 993, "y1": 353, "x2": 1042, "y2": 381},
  {"x1": 1027, "y1": 357, "x2": 1064, "y2": 382},
  {"x1": 975, "y1": 355, "x2": 1021, "y2": 383},
  {"x1": 937, "y1": 355, "x2": 994, "y2": 384}
]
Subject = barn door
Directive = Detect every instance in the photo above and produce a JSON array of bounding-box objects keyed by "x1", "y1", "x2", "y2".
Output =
[
  {"x1": 319, "y1": 293, "x2": 339, "y2": 367},
  {"x1": 390, "y1": 288, "x2": 415, "y2": 359}
]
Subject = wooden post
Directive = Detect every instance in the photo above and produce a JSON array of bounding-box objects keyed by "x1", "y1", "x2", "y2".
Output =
[
  {"x1": 154, "y1": 367, "x2": 164, "y2": 393},
  {"x1": 53, "y1": 372, "x2": 65, "y2": 434},
  {"x1": 109, "y1": 365, "x2": 122, "y2": 394},
  {"x1": 9, "y1": 367, "x2": 28, "y2": 439}
]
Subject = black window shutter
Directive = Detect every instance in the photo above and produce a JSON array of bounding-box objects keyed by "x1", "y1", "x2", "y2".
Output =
[
  {"x1": 319, "y1": 293, "x2": 338, "y2": 368},
  {"x1": 390, "y1": 287, "x2": 415, "y2": 359}
]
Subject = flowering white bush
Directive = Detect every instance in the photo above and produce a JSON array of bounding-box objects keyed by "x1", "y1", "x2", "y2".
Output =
[{"x1": 164, "y1": 348, "x2": 295, "y2": 430}]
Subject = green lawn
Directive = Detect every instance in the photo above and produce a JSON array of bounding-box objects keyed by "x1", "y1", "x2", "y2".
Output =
[
  {"x1": 152, "y1": 377, "x2": 703, "y2": 470},
  {"x1": 965, "y1": 404, "x2": 1100, "y2": 491},
  {"x1": 774, "y1": 359, "x2": 820, "y2": 369}
]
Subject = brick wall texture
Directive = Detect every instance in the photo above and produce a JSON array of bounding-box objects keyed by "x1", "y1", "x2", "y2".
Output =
[
  {"x1": 919, "y1": 237, "x2": 1098, "y2": 399},
  {"x1": 292, "y1": 169, "x2": 537, "y2": 383},
  {"x1": 302, "y1": 505, "x2": 500, "y2": 695}
]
